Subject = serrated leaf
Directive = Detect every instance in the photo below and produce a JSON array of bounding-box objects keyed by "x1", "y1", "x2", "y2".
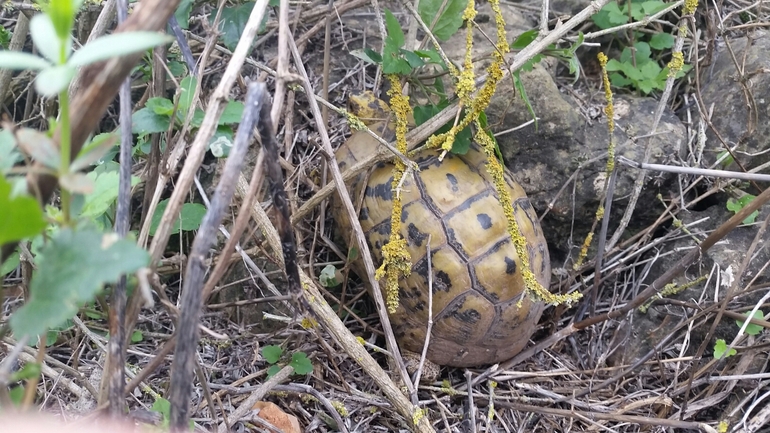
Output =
[
  {"x1": 290, "y1": 352, "x2": 313, "y2": 375},
  {"x1": 68, "y1": 32, "x2": 172, "y2": 68},
  {"x1": 15, "y1": 128, "x2": 60, "y2": 170},
  {"x1": 35, "y1": 65, "x2": 76, "y2": 97},
  {"x1": 219, "y1": 100, "x2": 245, "y2": 124},
  {"x1": 149, "y1": 199, "x2": 207, "y2": 236},
  {"x1": 649, "y1": 33, "x2": 674, "y2": 50},
  {"x1": 10, "y1": 228, "x2": 150, "y2": 337},
  {"x1": 736, "y1": 310, "x2": 765, "y2": 336},
  {"x1": 384, "y1": 9, "x2": 405, "y2": 48},
  {"x1": 0, "y1": 51, "x2": 51, "y2": 71},
  {"x1": 0, "y1": 175, "x2": 46, "y2": 245},
  {"x1": 418, "y1": 0, "x2": 467, "y2": 41},
  {"x1": 132, "y1": 106, "x2": 171, "y2": 135},
  {"x1": 262, "y1": 345, "x2": 283, "y2": 363}
]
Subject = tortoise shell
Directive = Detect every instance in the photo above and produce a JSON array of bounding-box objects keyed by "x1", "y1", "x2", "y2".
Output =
[{"x1": 332, "y1": 93, "x2": 551, "y2": 367}]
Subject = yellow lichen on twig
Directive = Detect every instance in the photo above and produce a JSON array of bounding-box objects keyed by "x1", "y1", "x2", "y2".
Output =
[{"x1": 375, "y1": 75, "x2": 414, "y2": 314}]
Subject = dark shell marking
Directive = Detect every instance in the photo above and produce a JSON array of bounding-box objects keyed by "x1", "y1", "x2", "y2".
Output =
[{"x1": 333, "y1": 121, "x2": 551, "y2": 367}]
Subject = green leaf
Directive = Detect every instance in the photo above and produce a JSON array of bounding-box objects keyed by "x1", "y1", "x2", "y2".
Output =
[
  {"x1": 609, "y1": 72, "x2": 633, "y2": 87},
  {"x1": 382, "y1": 45, "x2": 411, "y2": 75},
  {"x1": 149, "y1": 200, "x2": 207, "y2": 236},
  {"x1": 68, "y1": 32, "x2": 172, "y2": 68},
  {"x1": 1, "y1": 249, "x2": 20, "y2": 275},
  {"x1": 151, "y1": 397, "x2": 171, "y2": 420},
  {"x1": 347, "y1": 247, "x2": 358, "y2": 261},
  {"x1": 418, "y1": 0, "x2": 467, "y2": 41},
  {"x1": 9, "y1": 386, "x2": 24, "y2": 406},
  {"x1": 511, "y1": 29, "x2": 539, "y2": 50},
  {"x1": 736, "y1": 310, "x2": 765, "y2": 336},
  {"x1": 262, "y1": 345, "x2": 283, "y2": 363},
  {"x1": 384, "y1": 9, "x2": 405, "y2": 48},
  {"x1": 713, "y1": 338, "x2": 736, "y2": 359},
  {"x1": 0, "y1": 51, "x2": 51, "y2": 71},
  {"x1": 349, "y1": 48, "x2": 382, "y2": 64},
  {"x1": 174, "y1": 0, "x2": 195, "y2": 30},
  {"x1": 10, "y1": 227, "x2": 150, "y2": 338},
  {"x1": 290, "y1": 352, "x2": 313, "y2": 375},
  {"x1": 212, "y1": 2, "x2": 256, "y2": 51},
  {"x1": 726, "y1": 195, "x2": 759, "y2": 224},
  {"x1": 30, "y1": 14, "x2": 66, "y2": 64},
  {"x1": 0, "y1": 174, "x2": 46, "y2": 245},
  {"x1": 59, "y1": 172, "x2": 94, "y2": 194},
  {"x1": 401, "y1": 49, "x2": 425, "y2": 68},
  {"x1": 9, "y1": 362, "x2": 41, "y2": 382},
  {"x1": 132, "y1": 107, "x2": 171, "y2": 135},
  {"x1": 219, "y1": 100, "x2": 245, "y2": 124},
  {"x1": 177, "y1": 76, "x2": 197, "y2": 116},
  {"x1": 209, "y1": 126, "x2": 234, "y2": 158},
  {"x1": 79, "y1": 170, "x2": 140, "y2": 219},
  {"x1": 266, "y1": 364, "x2": 282, "y2": 378},
  {"x1": 640, "y1": 61, "x2": 662, "y2": 79},
  {"x1": 641, "y1": 0, "x2": 669, "y2": 15},
  {"x1": 413, "y1": 49, "x2": 443, "y2": 66},
  {"x1": 147, "y1": 97, "x2": 175, "y2": 117},
  {"x1": 0, "y1": 26, "x2": 12, "y2": 49},
  {"x1": 45, "y1": 0, "x2": 81, "y2": 41},
  {"x1": 35, "y1": 65, "x2": 76, "y2": 97},
  {"x1": 649, "y1": 32, "x2": 675, "y2": 50},
  {"x1": 131, "y1": 329, "x2": 144, "y2": 343}
]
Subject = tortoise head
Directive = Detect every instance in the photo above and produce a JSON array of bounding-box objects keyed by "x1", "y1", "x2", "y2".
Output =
[{"x1": 348, "y1": 91, "x2": 391, "y2": 127}]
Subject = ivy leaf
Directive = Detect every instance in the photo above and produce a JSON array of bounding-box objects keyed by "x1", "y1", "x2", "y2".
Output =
[
  {"x1": 219, "y1": 100, "x2": 245, "y2": 125},
  {"x1": 649, "y1": 33, "x2": 675, "y2": 50},
  {"x1": 212, "y1": 2, "x2": 255, "y2": 51},
  {"x1": 10, "y1": 228, "x2": 150, "y2": 338},
  {"x1": 132, "y1": 106, "x2": 171, "y2": 135}
]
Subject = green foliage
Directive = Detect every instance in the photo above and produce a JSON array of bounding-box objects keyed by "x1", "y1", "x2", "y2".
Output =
[
  {"x1": 414, "y1": 101, "x2": 473, "y2": 154},
  {"x1": 10, "y1": 362, "x2": 41, "y2": 382},
  {"x1": 151, "y1": 397, "x2": 193, "y2": 430},
  {"x1": 262, "y1": 345, "x2": 313, "y2": 377},
  {"x1": 131, "y1": 329, "x2": 144, "y2": 343},
  {"x1": 592, "y1": 0, "x2": 689, "y2": 94},
  {"x1": 713, "y1": 339, "x2": 736, "y2": 359},
  {"x1": 1, "y1": 249, "x2": 20, "y2": 275},
  {"x1": 726, "y1": 195, "x2": 759, "y2": 225},
  {"x1": 0, "y1": 174, "x2": 47, "y2": 245},
  {"x1": 208, "y1": 0, "x2": 279, "y2": 51},
  {"x1": 0, "y1": 26, "x2": 11, "y2": 50},
  {"x1": 736, "y1": 310, "x2": 765, "y2": 336},
  {"x1": 149, "y1": 199, "x2": 206, "y2": 236},
  {"x1": 418, "y1": 0, "x2": 467, "y2": 41},
  {"x1": 10, "y1": 228, "x2": 150, "y2": 338}
]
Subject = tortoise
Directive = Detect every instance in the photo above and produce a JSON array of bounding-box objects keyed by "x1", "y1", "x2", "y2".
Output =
[{"x1": 332, "y1": 92, "x2": 551, "y2": 367}]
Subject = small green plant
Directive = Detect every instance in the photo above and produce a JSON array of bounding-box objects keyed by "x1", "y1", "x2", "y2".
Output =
[
  {"x1": 736, "y1": 310, "x2": 765, "y2": 335},
  {"x1": 148, "y1": 198, "x2": 206, "y2": 236},
  {"x1": 131, "y1": 76, "x2": 244, "y2": 157},
  {"x1": 592, "y1": 0, "x2": 691, "y2": 94},
  {"x1": 319, "y1": 264, "x2": 342, "y2": 288},
  {"x1": 726, "y1": 194, "x2": 759, "y2": 225},
  {"x1": 0, "y1": 0, "x2": 169, "y2": 347},
  {"x1": 713, "y1": 339, "x2": 736, "y2": 359},
  {"x1": 262, "y1": 345, "x2": 313, "y2": 377},
  {"x1": 151, "y1": 397, "x2": 195, "y2": 430}
]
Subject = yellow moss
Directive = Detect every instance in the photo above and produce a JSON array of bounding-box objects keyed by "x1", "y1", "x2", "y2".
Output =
[
  {"x1": 356, "y1": 336, "x2": 366, "y2": 345},
  {"x1": 573, "y1": 232, "x2": 593, "y2": 270},
  {"x1": 375, "y1": 76, "x2": 414, "y2": 314},
  {"x1": 331, "y1": 400, "x2": 349, "y2": 417},
  {"x1": 475, "y1": 124, "x2": 580, "y2": 306},
  {"x1": 412, "y1": 407, "x2": 426, "y2": 425},
  {"x1": 717, "y1": 421, "x2": 729, "y2": 433},
  {"x1": 300, "y1": 317, "x2": 317, "y2": 329},
  {"x1": 639, "y1": 276, "x2": 707, "y2": 312},
  {"x1": 667, "y1": 52, "x2": 684, "y2": 78},
  {"x1": 457, "y1": 0, "x2": 477, "y2": 102},
  {"x1": 684, "y1": 0, "x2": 699, "y2": 15}
]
